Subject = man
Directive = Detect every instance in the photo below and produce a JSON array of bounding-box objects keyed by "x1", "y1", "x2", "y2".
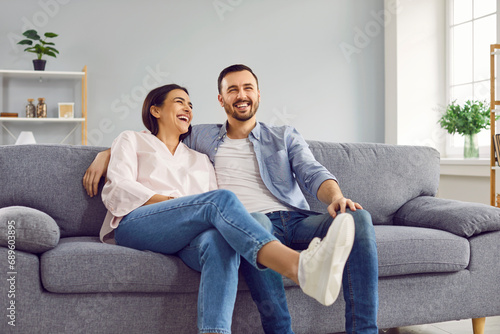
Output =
[{"x1": 84, "y1": 64, "x2": 379, "y2": 333}]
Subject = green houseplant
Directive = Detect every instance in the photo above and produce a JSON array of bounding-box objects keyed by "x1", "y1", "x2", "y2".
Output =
[
  {"x1": 17, "y1": 29, "x2": 59, "y2": 71},
  {"x1": 438, "y1": 100, "x2": 492, "y2": 158}
]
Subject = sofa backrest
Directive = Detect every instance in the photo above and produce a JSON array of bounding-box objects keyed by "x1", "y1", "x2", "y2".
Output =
[
  {"x1": 304, "y1": 141, "x2": 440, "y2": 225},
  {"x1": 0, "y1": 142, "x2": 440, "y2": 237},
  {"x1": 0, "y1": 144, "x2": 107, "y2": 238}
]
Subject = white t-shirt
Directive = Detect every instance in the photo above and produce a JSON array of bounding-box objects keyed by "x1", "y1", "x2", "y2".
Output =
[{"x1": 214, "y1": 137, "x2": 291, "y2": 213}]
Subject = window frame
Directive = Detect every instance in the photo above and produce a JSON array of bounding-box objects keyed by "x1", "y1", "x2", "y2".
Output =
[{"x1": 445, "y1": 0, "x2": 497, "y2": 158}]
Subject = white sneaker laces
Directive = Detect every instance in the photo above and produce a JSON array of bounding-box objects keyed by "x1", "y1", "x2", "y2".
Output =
[{"x1": 302, "y1": 237, "x2": 322, "y2": 260}]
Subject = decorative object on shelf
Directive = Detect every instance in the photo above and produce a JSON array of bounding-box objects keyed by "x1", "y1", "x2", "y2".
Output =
[
  {"x1": 17, "y1": 29, "x2": 59, "y2": 71},
  {"x1": 26, "y1": 98, "x2": 36, "y2": 118},
  {"x1": 37, "y1": 98, "x2": 47, "y2": 118},
  {"x1": 58, "y1": 102, "x2": 74, "y2": 118},
  {"x1": 0, "y1": 66, "x2": 88, "y2": 145},
  {"x1": 15, "y1": 131, "x2": 36, "y2": 145},
  {"x1": 0, "y1": 112, "x2": 18, "y2": 117},
  {"x1": 438, "y1": 99, "x2": 494, "y2": 159},
  {"x1": 492, "y1": 134, "x2": 500, "y2": 166}
]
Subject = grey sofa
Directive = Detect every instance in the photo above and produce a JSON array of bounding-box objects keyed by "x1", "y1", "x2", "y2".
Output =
[{"x1": 1, "y1": 142, "x2": 500, "y2": 334}]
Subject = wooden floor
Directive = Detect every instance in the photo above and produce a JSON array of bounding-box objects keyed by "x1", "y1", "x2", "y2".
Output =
[{"x1": 334, "y1": 316, "x2": 500, "y2": 334}]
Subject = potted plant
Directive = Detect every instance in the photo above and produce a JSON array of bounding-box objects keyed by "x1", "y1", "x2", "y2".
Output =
[
  {"x1": 17, "y1": 29, "x2": 59, "y2": 71},
  {"x1": 438, "y1": 99, "x2": 492, "y2": 158}
]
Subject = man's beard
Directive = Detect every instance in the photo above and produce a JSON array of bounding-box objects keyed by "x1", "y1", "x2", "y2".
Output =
[{"x1": 224, "y1": 100, "x2": 259, "y2": 122}]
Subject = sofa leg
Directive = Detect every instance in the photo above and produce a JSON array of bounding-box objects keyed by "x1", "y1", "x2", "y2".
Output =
[{"x1": 472, "y1": 317, "x2": 485, "y2": 334}]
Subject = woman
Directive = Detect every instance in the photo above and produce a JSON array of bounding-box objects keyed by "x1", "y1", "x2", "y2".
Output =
[{"x1": 98, "y1": 84, "x2": 355, "y2": 334}]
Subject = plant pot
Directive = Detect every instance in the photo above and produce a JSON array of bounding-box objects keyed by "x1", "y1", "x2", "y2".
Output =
[
  {"x1": 464, "y1": 133, "x2": 479, "y2": 158},
  {"x1": 33, "y1": 59, "x2": 46, "y2": 71}
]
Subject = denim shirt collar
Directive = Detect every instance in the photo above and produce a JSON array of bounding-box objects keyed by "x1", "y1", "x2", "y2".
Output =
[
  {"x1": 217, "y1": 122, "x2": 227, "y2": 140},
  {"x1": 218, "y1": 121, "x2": 262, "y2": 142}
]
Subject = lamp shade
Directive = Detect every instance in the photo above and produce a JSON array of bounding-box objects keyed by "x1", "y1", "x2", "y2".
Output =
[{"x1": 15, "y1": 131, "x2": 37, "y2": 145}]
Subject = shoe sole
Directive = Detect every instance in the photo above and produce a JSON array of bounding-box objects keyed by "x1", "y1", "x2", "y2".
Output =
[{"x1": 315, "y1": 213, "x2": 355, "y2": 306}]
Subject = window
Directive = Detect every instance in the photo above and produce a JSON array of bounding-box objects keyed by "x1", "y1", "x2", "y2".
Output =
[{"x1": 447, "y1": 0, "x2": 497, "y2": 158}]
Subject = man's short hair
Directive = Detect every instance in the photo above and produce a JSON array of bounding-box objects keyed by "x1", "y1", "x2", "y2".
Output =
[{"x1": 217, "y1": 64, "x2": 259, "y2": 94}]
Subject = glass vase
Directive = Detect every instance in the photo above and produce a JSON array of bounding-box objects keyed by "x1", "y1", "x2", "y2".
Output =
[{"x1": 464, "y1": 133, "x2": 479, "y2": 159}]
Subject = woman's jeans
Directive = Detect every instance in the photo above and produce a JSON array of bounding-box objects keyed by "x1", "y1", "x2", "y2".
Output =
[
  {"x1": 240, "y1": 209, "x2": 379, "y2": 334},
  {"x1": 114, "y1": 189, "x2": 277, "y2": 334}
]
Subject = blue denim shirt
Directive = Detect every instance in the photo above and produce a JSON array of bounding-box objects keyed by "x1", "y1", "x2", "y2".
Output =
[{"x1": 183, "y1": 122, "x2": 337, "y2": 211}]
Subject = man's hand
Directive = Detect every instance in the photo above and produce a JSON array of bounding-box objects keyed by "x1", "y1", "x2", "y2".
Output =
[
  {"x1": 83, "y1": 149, "x2": 111, "y2": 197},
  {"x1": 327, "y1": 196, "x2": 363, "y2": 218},
  {"x1": 317, "y1": 179, "x2": 363, "y2": 218}
]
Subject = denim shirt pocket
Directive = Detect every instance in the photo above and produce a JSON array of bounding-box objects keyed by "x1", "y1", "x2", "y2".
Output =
[{"x1": 264, "y1": 149, "x2": 293, "y2": 184}]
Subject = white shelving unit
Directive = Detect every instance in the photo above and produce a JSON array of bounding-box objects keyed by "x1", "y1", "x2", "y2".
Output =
[
  {"x1": 0, "y1": 69, "x2": 85, "y2": 79},
  {"x1": 0, "y1": 66, "x2": 87, "y2": 145},
  {"x1": 491, "y1": 46, "x2": 500, "y2": 206},
  {"x1": 0, "y1": 118, "x2": 85, "y2": 122}
]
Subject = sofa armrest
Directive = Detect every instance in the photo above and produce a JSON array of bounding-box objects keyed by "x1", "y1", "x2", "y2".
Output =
[{"x1": 393, "y1": 196, "x2": 500, "y2": 237}]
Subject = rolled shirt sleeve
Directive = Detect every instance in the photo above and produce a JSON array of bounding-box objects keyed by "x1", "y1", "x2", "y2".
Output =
[{"x1": 285, "y1": 126, "x2": 337, "y2": 199}]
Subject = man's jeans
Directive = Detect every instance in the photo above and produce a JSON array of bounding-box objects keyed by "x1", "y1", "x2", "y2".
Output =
[
  {"x1": 240, "y1": 209, "x2": 379, "y2": 334},
  {"x1": 114, "y1": 189, "x2": 277, "y2": 334}
]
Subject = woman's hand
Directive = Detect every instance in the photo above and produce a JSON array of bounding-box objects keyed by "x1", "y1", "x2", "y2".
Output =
[
  {"x1": 143, "y1": 194, "x2": 175, "y2": 206},
  {"x1": 83, "y1": 150, "x2": 110, "y2": 197}
]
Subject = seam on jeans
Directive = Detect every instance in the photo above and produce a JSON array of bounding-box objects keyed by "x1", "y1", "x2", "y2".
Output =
[
  {"x1": 196, "y1": 245, "x2": 206, "y2": 268},
  {"x1": 346, "y1": 260, "x2": 356, "y2": 333},
  {"x1": 200, "y1": 329, "x2": 230, "y2": 334},
  {"x1": 199, "y1": 276, "x2": 204, "y2": 331},
  {"x1": 280, "y1": 211, "x2": 290, "y2": 245},
  {"x1": 266, "y1": 212, "x2": 285, "y2": 242}
]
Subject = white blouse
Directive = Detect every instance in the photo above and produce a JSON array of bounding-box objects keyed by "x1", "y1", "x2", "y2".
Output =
[{"x1": 99, "y1": 130, "x2": 218, "y2": 243}]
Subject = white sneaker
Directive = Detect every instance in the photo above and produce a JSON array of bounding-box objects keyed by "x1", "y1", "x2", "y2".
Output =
[{"x1": 298, "y1": 213, "x2": 355, "y2": 306}]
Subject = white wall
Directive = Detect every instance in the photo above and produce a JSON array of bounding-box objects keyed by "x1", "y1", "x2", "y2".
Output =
[
  {"x1": 1, "y1": 0, "x2": 385, "y2": 147},
  {"x1": 438, "y1": 162, "x2": 490, "y2": 205},
  {"x1": 438, "y1": 176, "x2": 490, "y2": 205},
  {"x1": 385, "y1": 0, "x2": 447, "y2": 150}
]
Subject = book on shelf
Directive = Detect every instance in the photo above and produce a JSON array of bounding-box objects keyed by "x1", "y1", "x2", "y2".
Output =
[
  {"x1": 494, "y1": 134, "x2": 500, "y2": 166},
  {"x1": 0, "y1": 112, "x2": 18, "y2": 117}
]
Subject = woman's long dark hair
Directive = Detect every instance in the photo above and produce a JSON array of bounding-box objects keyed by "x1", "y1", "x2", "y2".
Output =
[{"x1": 142, "y1": 84, "x2": 192, "y2": 141}]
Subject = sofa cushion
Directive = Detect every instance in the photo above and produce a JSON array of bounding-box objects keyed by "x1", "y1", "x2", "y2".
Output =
[
  {"x1": 0, "y1": 206, "x2": 60, "y2": 253},
  {"x1": 394, "y1": 196, "x2": 500, "y2": 237},
  {"x1": 0, "y1": 144, "x2": 108, "y2": 238},
  {"x1": 41, "y1": 237, "x2": 296, "y2": 294},
  {"x1": 41, "y1": 226, "x2": 471, "y2": 294},
  {"x1": 40, "y1": 237, "x2": 202, "y2": 293},
  {"x1": 375, "y1": 225, "x2": 470, "y2": 277}
]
